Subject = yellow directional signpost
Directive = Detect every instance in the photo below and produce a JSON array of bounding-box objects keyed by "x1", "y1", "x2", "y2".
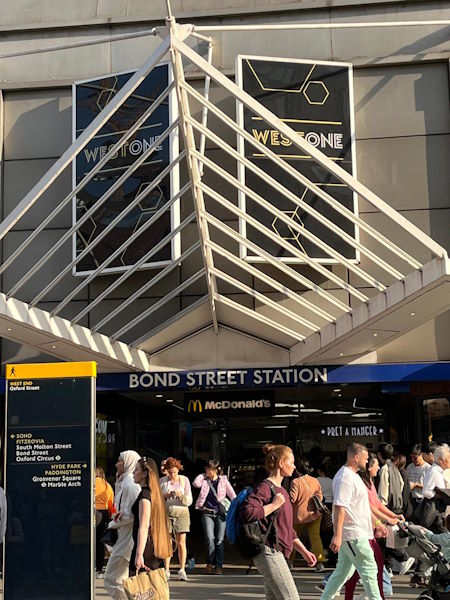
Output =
[{"x1": 4, "y1": 362, "x2": 96, "y2": 599}]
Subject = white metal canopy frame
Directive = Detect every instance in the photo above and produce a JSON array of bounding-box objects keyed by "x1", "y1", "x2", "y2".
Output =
[{"x1": 0, "y1": 13, "x2": 448, "y2": 371}]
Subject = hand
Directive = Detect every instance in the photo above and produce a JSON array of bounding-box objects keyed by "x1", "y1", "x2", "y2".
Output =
[
  {"x1": 113, "y1": 511, "x2": 123, "y2": 522},
  {"x1": 303, "y1": 550, "x2": 317, "y2": 567},
  {"x1": 135, "y1": 553, "x2": 145, "y2": 571},
  {"x1": 330, "y1": 534, "x2": 342, "y2": 553},
  {"x1": 387, "y1": 517, "x2": 399, "y2": 526},
  {"x1": 374, "y1": 523, "x2": 388, "y2": 538},
  {"x1": 271, "y1": 493, "x2": 286, "y2": 511},
  {"x1": 398, "y1": 514, "x2": 405, "y2": 521},
  {"x1": 175, "y1": 491, "x2": 182, "y2": 499}
]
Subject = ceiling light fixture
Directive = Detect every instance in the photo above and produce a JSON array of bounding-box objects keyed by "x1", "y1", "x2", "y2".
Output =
[
  {"x1": 323, "y1": 410, "x2": 352, "y2": 415},
  {"x1": 351, "y1": 412, "x2": 377, "y2": 418},
  {"x1": 339, "y1": 353, "x2": 344, "y2": 356},
  {"x1": 264, "y1": 425, "x2": 288, "y2": 429},
  {"x1": 274, "y1": 413, "x2": 298, "y2": 418},
  {"x1": 156, "y1": 394, "x2": 163, "y2": 398},
  {"x1": 166, "y1": 399, "x2": 174, "y2": 403},
  {"x1": 7, "y1": 327, "x2": 12, "y2": 331},
  {"x1": 410, "y1": 312, "x2": 416, "y2": 316},
  {"x1": 373, "y1": 333, "x2": 378, "y2": 337}
]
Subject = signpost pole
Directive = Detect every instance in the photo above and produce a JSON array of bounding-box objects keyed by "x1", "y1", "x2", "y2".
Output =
[{"x1": 3, "y1": 362, "x2": 96, "y2": 600}]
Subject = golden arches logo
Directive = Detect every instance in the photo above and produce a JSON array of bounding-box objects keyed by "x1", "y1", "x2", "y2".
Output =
[{"x1": 187, "y1": 398, "x2": 203, "y2": 413}]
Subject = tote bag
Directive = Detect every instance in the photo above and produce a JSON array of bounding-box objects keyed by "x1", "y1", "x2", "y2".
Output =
[{"x1": 123, "y1": 568, "x2": 169, "y2": 600}]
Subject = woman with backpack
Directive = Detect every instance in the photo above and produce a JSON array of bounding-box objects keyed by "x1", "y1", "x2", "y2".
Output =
[
  {"x1": 193, "y1": 459, "x2": 236, "y2": 574},
  {"x1": 240, "y1": 444, "x2": 317, "y2": 600}
]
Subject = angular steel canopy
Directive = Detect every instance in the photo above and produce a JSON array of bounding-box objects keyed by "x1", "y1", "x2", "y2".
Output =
[{"x1": 0, "y1": 14, "x2": 448, "y2": 371}]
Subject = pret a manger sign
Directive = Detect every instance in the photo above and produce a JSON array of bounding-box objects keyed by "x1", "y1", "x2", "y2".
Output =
[{"x1": 236, "y1": 55, "x2": 357, "y2": 263}]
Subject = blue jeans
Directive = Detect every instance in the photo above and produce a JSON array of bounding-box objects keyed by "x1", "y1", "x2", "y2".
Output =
[{"x1": 202, "y1": 510, "x2": 226, "y2": 568}]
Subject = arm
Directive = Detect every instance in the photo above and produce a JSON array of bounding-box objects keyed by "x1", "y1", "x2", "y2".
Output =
[
  {"x1": 107, "y1": 483, "x2": 115, "y2": 515},
  {"x1": 192, "y1": 474, "x2": 205, "y2": 489},
  {"x1": 181, "y1": 477, "x2": 193, "y2": 507},
  {"x1": 330, "y1": 505, "x2": 346, "y2": 553},
  {"x1": 289, "y1": 478, "x2": 299, "y2": 504},
  {"x1": 240, "y1": 482, "x2": 285, "y2": 522},
  {"x1": 135, "y1": 498, "x2": 151, "y2": 571},
  {"x1": 113, "y1": 483, "x2": 140, "y2": 527},
  {"x1": 370, "y1": 503, "x2": 399, "y2": 526},
  {"x1": 225, "y1": 478, "x2": 237, "y2": 500},
  {"x1": 315, "y1": 479, "x2": 323, "y2": 501},
  {"x1": 293, "y1": 537, "x2": 317, "y2": 567}
]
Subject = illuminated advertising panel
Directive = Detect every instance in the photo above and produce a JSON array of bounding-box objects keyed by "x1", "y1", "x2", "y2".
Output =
[
  {"x1": 72, "y1": 63, "x2": 179, "y2": 275},
  {"x1": 236, "y1": 56, "x2": 357, "y2": 263}
]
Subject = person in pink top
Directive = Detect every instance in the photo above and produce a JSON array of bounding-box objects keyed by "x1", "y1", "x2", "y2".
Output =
[
  {"x1": 345, "y1": 453, "x2": 404, "y2": 600},
  {"x1": 192, "y1": 459, "x2": 236, "y2": 574}
]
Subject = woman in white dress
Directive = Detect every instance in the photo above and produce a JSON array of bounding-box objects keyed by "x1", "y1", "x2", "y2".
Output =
[{"x1": 104, "y1": 450, "x2": 141, "y2": 600}]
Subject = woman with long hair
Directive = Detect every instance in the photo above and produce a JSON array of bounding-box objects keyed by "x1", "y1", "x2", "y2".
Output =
[
  {"x1": 193, "y1": 459, "x2": 236, "y2": 575},
  {"x1": 104, "y1": 450, "x2": 141, "y2": 600},
  {"x1": 240, "y1": 444, "x2": 317, "y2": 600},
  {"x1": 95, "y1": 466, "x2": 114, "y2": 577},
  {"x1": 130, "y1": 456, "x2": 172, "y2": 575},
  {"x1": 160, "y1": 457, "x2": 193, "y2": 580}
]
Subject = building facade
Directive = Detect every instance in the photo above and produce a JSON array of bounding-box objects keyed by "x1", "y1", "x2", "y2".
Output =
[{"x1": 0, "y1": 0, "x2": 449, "y2": 477}]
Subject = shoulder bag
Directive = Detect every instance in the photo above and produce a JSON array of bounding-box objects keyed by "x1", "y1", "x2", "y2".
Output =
[{"x1": 206, "y1": 476, "x2": 231, "y2": 516}]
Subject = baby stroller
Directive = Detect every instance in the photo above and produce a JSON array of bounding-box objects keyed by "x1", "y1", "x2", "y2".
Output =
[{"x1": 397, "y1": 520, "x2": 449, "y2": 600}]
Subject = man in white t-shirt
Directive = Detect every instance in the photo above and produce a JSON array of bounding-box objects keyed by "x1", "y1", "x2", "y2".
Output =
[
  {"x1": 406, "y1": 444, "x2": 430, "y2": 507},
  {"x1": 320, "y1": 443, "x2": 386, "y2": 600}
]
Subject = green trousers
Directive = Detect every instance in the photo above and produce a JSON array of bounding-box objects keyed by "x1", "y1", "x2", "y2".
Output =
[{"x1": 320, "y1": 538, "x2": 382, "y2": 600}]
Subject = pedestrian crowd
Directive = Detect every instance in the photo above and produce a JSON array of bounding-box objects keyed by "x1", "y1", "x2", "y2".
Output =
[{"x1": 72, "y1": 439, "x2": 450, "y2": 599}]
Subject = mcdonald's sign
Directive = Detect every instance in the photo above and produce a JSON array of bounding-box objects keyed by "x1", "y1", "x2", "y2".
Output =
[
  {"x1": 187, "y1": 398, "x2": 203, "y2": 413},
  {"x1": 185, "y1": 391, "x2": 274, "y2": 418}
]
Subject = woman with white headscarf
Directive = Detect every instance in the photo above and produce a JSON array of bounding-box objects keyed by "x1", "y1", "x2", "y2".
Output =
[{"x1": 104, "y1": 450, "x2": 141, "y2": 600}]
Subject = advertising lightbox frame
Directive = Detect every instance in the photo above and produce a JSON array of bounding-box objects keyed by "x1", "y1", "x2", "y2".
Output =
[
  {"x1": 3, "y1": 361, "x2": 97, "y2": 600},
  {"x1": 72, "y1": 62, "x2": 180, "y2": 276},
  {"x1": 236, "y1": 55, "x2": 359, "y2": 265}
]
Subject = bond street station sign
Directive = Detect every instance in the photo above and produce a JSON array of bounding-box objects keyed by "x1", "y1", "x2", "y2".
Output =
[
  {"x1": 236, "y1": 56, "x2": 357, "y2": 263},
  {"x1": 73, "y1": 63, "x2": 179, "y2": 275}
]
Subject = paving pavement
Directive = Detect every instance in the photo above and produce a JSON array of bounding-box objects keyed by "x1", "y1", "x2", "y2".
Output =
[{"x1": 95, "y1": 565, "x2": 419, "y2": 599}]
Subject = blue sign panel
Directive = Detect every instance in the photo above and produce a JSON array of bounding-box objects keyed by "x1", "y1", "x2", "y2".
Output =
[{"x1": 95, "y1": 362, "x2": 450, "y2": 392}]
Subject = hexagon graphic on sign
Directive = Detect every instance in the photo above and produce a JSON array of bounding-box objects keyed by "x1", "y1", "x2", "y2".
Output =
[{"x1": 303, "y1": 81, "x2": 329, "y2": 105}]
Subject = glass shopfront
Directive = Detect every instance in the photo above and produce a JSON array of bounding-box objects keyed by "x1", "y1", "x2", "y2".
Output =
[{"x1": 94, "y1": 362, "x2": 450, "y2": 488}]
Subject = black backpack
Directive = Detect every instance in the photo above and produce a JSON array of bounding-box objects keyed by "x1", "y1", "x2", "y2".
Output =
[{"x1": 235, "y1": 480, "x2": 279, "y2": 560}]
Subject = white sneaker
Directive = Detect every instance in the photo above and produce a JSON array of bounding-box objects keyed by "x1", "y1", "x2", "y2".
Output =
[
  {"x1": 165, "y1": 569, "x2": 171, "y2": 581},
  {"x1": 178, "y1": 568, "x2": 188, "y2": 581},
  {"x1": 95, "y1": 572, "x2": 104, "y2": 579},
  {"x1": 399, "y1": 557, "x2": 415, "y2": 576}
]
